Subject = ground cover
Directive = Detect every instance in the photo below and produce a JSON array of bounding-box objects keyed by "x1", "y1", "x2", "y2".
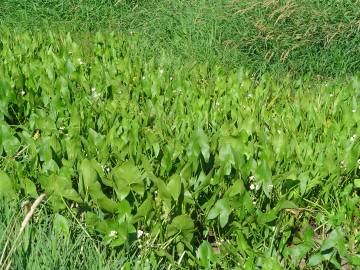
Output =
[{"x1": 0, "y1": 31, "x2": 359, "y2": 269}]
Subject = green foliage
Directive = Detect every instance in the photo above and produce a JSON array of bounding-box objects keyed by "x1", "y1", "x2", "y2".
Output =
[
  {"x1": 1, "y1": 0, "x2": 360, "y2": 77},
  {"x1": 0, "y1": 31, "x2": 359, "y2": 269}
]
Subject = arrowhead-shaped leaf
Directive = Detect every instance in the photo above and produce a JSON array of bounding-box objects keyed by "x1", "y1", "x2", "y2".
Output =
[
  {"x1": 207, "y1": 198, "x2": 231, "y2": 227},
  {"x1": 167, "y1": 174, "x2": 181, "y2": 201}
]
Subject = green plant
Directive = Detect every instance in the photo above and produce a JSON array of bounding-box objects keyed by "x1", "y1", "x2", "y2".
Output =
[{"x1": 0, "y1": 30, "x2": 359, "y2": 269}]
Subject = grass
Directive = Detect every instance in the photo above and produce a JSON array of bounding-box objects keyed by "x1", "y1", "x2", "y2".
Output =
[
  {"x1": 0, "y1": 0, "x2": 360, "y2": 77},
  {"x1": 0, "y1": 199, "x2": 124, "y2": 270}
]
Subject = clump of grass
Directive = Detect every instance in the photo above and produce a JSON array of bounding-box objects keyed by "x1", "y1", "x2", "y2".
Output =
[
  {"x1": 225, "y1": 0, "x2": 360, "y2": 77},
  {"x1": 0, "y1": 194, "x2": 45, "y2": 269},
  {"x1": 1, "y1": 0, "x2": 359, "y2": 77},
  {"x1": 0, "y1": 199, "x2": 124, "y2": 270}
]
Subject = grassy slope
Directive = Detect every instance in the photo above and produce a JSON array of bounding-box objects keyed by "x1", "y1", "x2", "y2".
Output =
[
  {"x1": 0, "y1": 1, "x2": 359, "y2": 269},
  {"x1": 1, "y1": 0, "x2": 360, "y2": 77}
]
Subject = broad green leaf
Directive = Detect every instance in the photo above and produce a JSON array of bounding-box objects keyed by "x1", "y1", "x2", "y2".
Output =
[
  {"x1": 262, "y1": 256, "x2": 282, "y2": 270},
  {"x1": 187, "y1": 128, "x2": 210, "y2": 162},
  {"x1": 21, "y1": 178, "x2": 38, "y2": 198},
  {"x1": 0, "y1": 171, "x2": 16, "y2": 199},
  {"x1": 349, "y1": 254, "x2": 360, "y2": 266},
  {"x1": 255, "y1": 161, "x2": 273, "y2": 198},
  {"x1": 197, "y1": 241, "x2": 216, "y2": 268},
  {"x1": 65, "y1": 59, "x2": 75, "y2": 74},
  {"x1": 134, "y1": 195, "x2": 153, "y2": 220},
  {"x1": 42, "y1": 159, "x2": 60, "y2": 174},
  {"x1": 79, "y1": 159, "x2": 99, "y2": 196},
  {"x1": 79, "y1": 159, "x2": 117, "y2": 213},
  {"x1": 88, "y1": 128, "x2": 105, "y2": 147},
  {"x1": 69, "y1": 106, "x2": 81, "y2": 136},
  {"x1": 258, "y1": 200, "x2": 297, "y2": 224},
  {"x1": 299, "y1": 172, "x2": 309, "y2": 195},
  {"x1": 276, "y1": 199, "x2": 298, "y2": 210},
  {"x1": 207, "y1": 198, "x2": 231, "y2": 228},
  {"x1": 354, "y1": 179, "x2": 360, "y2": 188},
  {"x1": 38, "y1": 137, "x2": 53, "y2": 162},
  {"x1": 40, "y1": 173, "x2": 81, "y2": 210},
  {"x1": 272, "y1": 131, "x2": 286, "y2": 157},
  {"x1": 156, "y1": 178, "x2": 172, "y2": 211},
  {"x1": 308, "y1": 253, "x2": 323, "y2": 266},
  {"x1": 85, "y1": 212, "x2": 108, "y2": 234},
  {"x1": 257, "y1": 209, "x2": 278, "y2": 224},
  {"x1": 196, "y1": 128, "x2": 210, "y2": 162},
  {"x1": 227, "y1": 180, "x2": 245, "y2": 197},
  {"x1": 3, "y1": 136, "x2": 21, "y2": 156},
  {"x1": 321, "y1": 228, "x2": 344, "y2": 252},
  {"x1": 219, "y1": 144, "x2": 235, "y2": 175},
  {"x1": 107, "y1": 222, "x2": 130, "y2": 247},
  {"x1": 89, "y1": 159, "x2": 112, "y2": 187},
  {"x1": 167, "y1": 174, "x2": 181, "y2": 201},
  {"x1": 112, "y1": 161, "x2": 144, "y2": 200},
  {"x1": 286, "y1": 239, "x2": 313, "y2": 262},
  {"x1": 166, "y1": 215, "x2": 194, "y2": 242}
]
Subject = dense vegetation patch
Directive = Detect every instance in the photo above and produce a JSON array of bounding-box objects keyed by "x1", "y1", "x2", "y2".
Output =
[
  {"x1": 0, "y1": 32, "x2": 359, "y2": 269},
  {"x1": 1, "y1": 0, "x2": 360, "y2": 77}
]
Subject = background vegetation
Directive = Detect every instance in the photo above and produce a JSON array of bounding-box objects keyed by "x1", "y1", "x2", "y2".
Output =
[{"x1": 1, "y1": 0, "x2": 360, "y2": 77}]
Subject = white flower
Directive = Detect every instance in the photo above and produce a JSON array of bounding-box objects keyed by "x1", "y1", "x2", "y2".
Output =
[
  {"x1": 21, "y1": 90, "x2": 26, "y2": 96},
  {"x1": 159, "y1": 69, "x2": 164, "y2": 75},
  {"x1": 77, "y1": 58, "x2": 84, "y2": 65},
  {"x1": 247, "y1": 94, "x2": 253, "y2": 99},
  {"x1": 357, "y1": 159, "x2": 360, "y2": 164},
  {"x1": 329, "y1": 93, "x2": 334, "y2": 97},
  {"x1": 142, "y1": 76, "x2": 146, "y2": 80},
  {"x1": 59, "y1": 126, "x2": 65, "y2": 131},
  {"x1": 340, "y1": 160, "x2": 346, "y2": 168},
  {"x1": 352, "y1": 109, "x2": 357, "y2": 113},
  {"x1": 350, "y1": 134, "x2": 357, "y2": 142},
  {"x1": 130, "y1": 31, "x2": 134, "y2": 36},
  {"x1": 101, "y1": 165, "x2": 110, "y2": 173},
  {"x1": 92, "y1": 90, "x2": 100, "y2": 99},
  {"x1": 91, "y1": 87, "x2": 96, "y2": 92},
  {"x1": 249, "y1": 175, "x2": 256, "y2": 181},
  {"x1": 109, "y1": 230, "x2": 117, "y2": 238},
  {"x1": 170, "y1": 77, "x2": 173, "y2": 81},
  {"x1": 249, "y1": 183, "x2": 255, "y2": 190},
  {"x1": 137, "y1": 230, "x2": 144, "y2": 239}
]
